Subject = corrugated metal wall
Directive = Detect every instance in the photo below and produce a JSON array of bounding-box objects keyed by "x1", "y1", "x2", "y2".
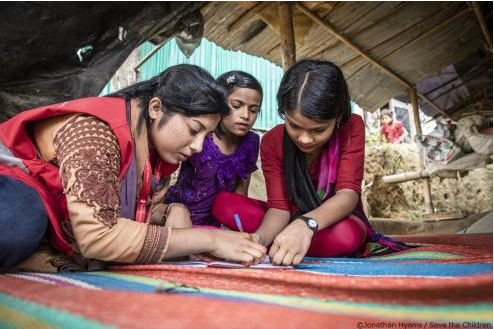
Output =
[
  {"x1": 100, "y1": 81, "x2": 113, "y2": 96},
  {"x1": 137, "y1": 38, "x2": 285, "y2": 131},
  {"x1": 102, "y1": 38, "x2": 355, "y2": 130}
]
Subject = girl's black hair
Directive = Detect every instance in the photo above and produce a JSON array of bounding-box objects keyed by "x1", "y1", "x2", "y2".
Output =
[
  {"x1": 109, "y1": 64, "x2": 229, "y2": 135},
  {"x1": 215, "y1": 71, "x2": 263, "y2": 137},
  {"x1": 277, "y1": 59, "x2": 351, "y2": 215},
  {"x1": 217, "y1": 70, "x2": 263, "y2": 101}
]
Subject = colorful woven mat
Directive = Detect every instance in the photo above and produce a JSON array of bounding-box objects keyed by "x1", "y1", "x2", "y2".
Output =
[{"x1": 1, "y1": 234, "x2": 492, "y2": 328}]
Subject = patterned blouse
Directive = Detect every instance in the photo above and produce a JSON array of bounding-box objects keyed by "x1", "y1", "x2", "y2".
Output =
[
  {"x1": 165, "y1": 132, "x2": 260, "y2": 225},
  {"x1": 52, "y1": 114, "x2": 169, "y2": 265}
]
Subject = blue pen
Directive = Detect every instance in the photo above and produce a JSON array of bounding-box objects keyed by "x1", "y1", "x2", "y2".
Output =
[{"x1": 234, "y1": 213, "x2": 244, "y2": 232}]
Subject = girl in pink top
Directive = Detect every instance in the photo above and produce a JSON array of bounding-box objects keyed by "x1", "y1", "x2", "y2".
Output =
[{"x1": 380, "y1": 109, "x2": 409, "y2": 144}]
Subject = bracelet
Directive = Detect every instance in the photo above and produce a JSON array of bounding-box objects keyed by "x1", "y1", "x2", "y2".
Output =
[
  {"x1": 160, "y1": 226, "x2": 173, "y2": 261},
  {"x1": 164, "y1": 203, "x2": 191, "y2": 221}
]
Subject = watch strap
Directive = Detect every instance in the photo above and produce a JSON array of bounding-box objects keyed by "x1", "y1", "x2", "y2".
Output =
[{"x1": 297, "y1": 215, "x2": 318, "y2": 239}]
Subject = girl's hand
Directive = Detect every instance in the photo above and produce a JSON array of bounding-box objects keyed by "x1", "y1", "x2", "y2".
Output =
[
  {"x1": 269, "y1": 219, "x2": 313, "y2": 266},
  {"x1": 210, "y1": 230, "x2": 266, "y2": 266}
]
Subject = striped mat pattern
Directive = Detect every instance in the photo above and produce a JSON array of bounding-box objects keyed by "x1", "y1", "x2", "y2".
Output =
[{"x1": 0, "y1": 234, "x2": 492, "y2": 328}]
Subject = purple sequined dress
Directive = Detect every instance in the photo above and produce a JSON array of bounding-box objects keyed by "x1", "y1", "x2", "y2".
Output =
[{"x1": 165, "y1": 132, "x2": 260, "y2": 225}]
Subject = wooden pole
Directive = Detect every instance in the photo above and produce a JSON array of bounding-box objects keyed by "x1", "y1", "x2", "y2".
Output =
[
  {"x1": 296, "y1": 1, "x2": 451, "y2": 120},
  {"x1": 134, "y1": 41, "x2": 166, "y2": 72},
  {"x1": 471, "y1": 1, "x2": 493, "y2": 53},
  {"x1": 417, "y1": 93, "x2": 451, "y2": 119},
  {"x1": 345, "y1": 8, "x2": 468, "y2": 80},
  {"x1": 410, "y1": 86, "x2": 434, "y2": 214},
  {"x1": 383, "y1": 170, "x2": 428, "y2": 184},
  {"x1": 296, "y1": 1, "x2": 410, "y2": 87},
  {"x1": 278, "y1": 2, "x2": 296, "y2": 71},
  {"x1": 339, "y1": 6, "x2": 446, "y2": 70},
  {"x1": 429, "y1": 75, "x2": 479, "y2": 102},
  {"x1": 382, "y1": 170, "x2": 458, "y2": 184},
  {"x1": 380, "y1": 9, "x2": 470, "y2": 62}
]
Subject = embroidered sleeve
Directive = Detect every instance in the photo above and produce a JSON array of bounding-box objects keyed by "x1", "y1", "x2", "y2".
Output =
[
  {"x1": 54, "y1": 115, "x2": 170, "y2": 263},
  {"x1": 54, "y1": 115, "x2": 121, "y2": 226}
]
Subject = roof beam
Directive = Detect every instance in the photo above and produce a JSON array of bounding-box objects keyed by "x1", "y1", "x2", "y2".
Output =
[
  {"x1": 433, "y1": 89, "x2": 487, "y2": 120},
  {"x1": 379, "y1": 8, "x2": 470, "y2": 62},
  {"x1": 227, "y1": 2, "x2": 272, "y2": 33},
  {"x1": 278, "y1": 2, "x2": 296, "y2": 71},
  {"x1": 418, "y1": 94, "x2": 450, "y2": 119},
  {"x1": 134, "y1": 42, "x2": 166, "y2": 72},
  {"x1": 321, "y1": 2, "x2": 411, "y2": 59},
  {"x1": 267, "y1": 42, "x2": 280, "y2": 56},
  {"x1": 471, "y1": 1, "x2": 493, "y2": 53},
  {"x1": 295, "y1": 1, "x2": 451, "y2": 119},
  {"x1": 339, "y1": 6, "x2": 446, "y2": 70},
  {"x1": 347, "y1": 8, "x2": 469, "y2": 81},
  {"x1": 294, "y1": 2, "x2": 409, "y2": 87},
  {"x1": 429, "y1": 71, "x2": 486, "y2": 101},
  {"x1": 424, "y1": 58, "x2": 489, "y2": 96}
]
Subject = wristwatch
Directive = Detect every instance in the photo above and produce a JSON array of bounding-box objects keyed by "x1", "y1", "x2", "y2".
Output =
[{"x1": 296, "y1": 215, "x2": 319, "y2": 237}]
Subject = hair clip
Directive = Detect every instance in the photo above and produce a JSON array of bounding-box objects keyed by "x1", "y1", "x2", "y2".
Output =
[{"x1": 226, "y1": 75, "x2": 236, "y2": 84}]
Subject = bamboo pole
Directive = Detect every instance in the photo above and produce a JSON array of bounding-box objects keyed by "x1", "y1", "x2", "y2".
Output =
[
  {"x1": 134, "y1": 42, "x2": 166, "y2": 72},
  {"x1": 312, "y1": 1, "x2": 383, "y2": 57},
  {"x1": 295, "y1": 1, "x2": 410, "y2": 87},
  {"x1": 345, "y1": 8, "x2": 468, "y2": 83},
  {"x1": 425, "y1": 58, "x2": 488, "y2": 96},
  {"x1": 471, "y1": 1, "x2": 493, "y2": 53},
  {"x1": 383, "y1": 170, "x2": 428, "y2": 184},
  {"x1": 339, "y1": 6, "x2": 445, "y2": 70},
  {"x1": 417, "y1": 93, "x2": 451, "y2": 119},
  {"x1": 429, "y1": 76, "x2": 478, "y2": 102},
  {"x1": 296, "y1": 1, "x2": 451, "y2": 119},
  {"x1": 410, "y1": 86, "x2": 434, "y2": 214},
  {"x1": 382, "y1": 170, "x2": 458, "y2": 184},
  {"x1": 380, "y1": 9, "x2": 470, "y2": 62},
  {"x1": 278, "y1": 2, "x2": 296, "y2": 71},
  {"x1": 422, "y1": 76, "x2": 462, "y2": 96}
]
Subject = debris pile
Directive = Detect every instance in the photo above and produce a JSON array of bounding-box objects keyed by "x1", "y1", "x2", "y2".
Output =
[{"x1": 364, "y1": 138, "x2": 493, "y2": 220}]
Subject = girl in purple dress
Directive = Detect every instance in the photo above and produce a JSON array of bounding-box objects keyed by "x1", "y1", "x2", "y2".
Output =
[{"x1": 165, "y1": 71, "x2": 264, "y2": 227}]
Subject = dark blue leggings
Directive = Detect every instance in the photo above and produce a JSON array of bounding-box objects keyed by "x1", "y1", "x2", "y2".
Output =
[{"x1": 0, "y1": 175, "x2": 48, "y2": 272}]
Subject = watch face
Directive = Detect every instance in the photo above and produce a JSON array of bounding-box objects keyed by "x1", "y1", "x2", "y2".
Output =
[{"x1": 308, "y1": 219, "x2": 318, "y2": 228}]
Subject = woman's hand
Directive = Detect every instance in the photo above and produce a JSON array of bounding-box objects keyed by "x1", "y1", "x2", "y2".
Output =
[
  {"x1": 210, "y1": 230, "x2": 266, "y2": 266},
  {"x1": 269, "y1": 219, "x2": 313, "y2": 266}
]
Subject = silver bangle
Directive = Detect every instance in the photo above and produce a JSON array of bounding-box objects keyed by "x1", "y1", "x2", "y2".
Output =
[{"x1": 164, "y1": 203, "x2": 190, "y2": 221}]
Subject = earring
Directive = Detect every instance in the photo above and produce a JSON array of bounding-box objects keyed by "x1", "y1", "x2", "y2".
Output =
[{"x1": 336, "y1": 120, "x2": 341, "y2": 129}]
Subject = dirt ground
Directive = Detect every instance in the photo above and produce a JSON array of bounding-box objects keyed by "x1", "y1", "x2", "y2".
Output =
[
  {"x1": 363, "y1": 142, "x2": 493, "y2": 220},
  {"x1": 249, "y1": 141, "x2": 493, "y2": 221}
]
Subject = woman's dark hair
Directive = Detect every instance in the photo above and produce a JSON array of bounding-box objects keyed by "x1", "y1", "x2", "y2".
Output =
[
  {"x1": 278, "y1": 59, "x2": 351, "y2": 215},
  {"x1": 215, "y1": 70, "x2": 263, "y2": 137},
  {"x1": 109, "y1": 64, "x2": 229, "y2": 135}
]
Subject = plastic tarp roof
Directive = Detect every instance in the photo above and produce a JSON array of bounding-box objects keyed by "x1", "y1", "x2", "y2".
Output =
[{"x1": 0, "y1": 2, "x2": 203, "y2": 121}]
